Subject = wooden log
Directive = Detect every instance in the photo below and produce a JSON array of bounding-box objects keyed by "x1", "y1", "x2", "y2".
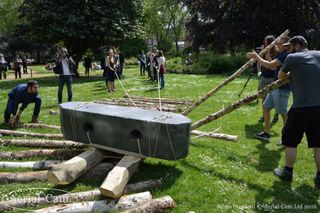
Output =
[
  {"x1": 191, "y1": 79, "x2": 290, "y2": 130},
  {"x1": 0, "y1": 149, "x2": 83, "y2": 159},
  {"x1": 0, "y1": 179, "x2": 162, "y2": 211},
  {"x1": 19, "y1": 123, "x2": 61, "y2": 130},
  {"x1": 123, "y1": 95, "x2": 193, "y2": 105},
  {"x1": 0, "y1": 160, "x2": 61, "y2": 170},
  {"x1": 31, "y1": 191, "x2": 152, "y2": 213},
  {"x1": 0, "y1": 139, "x2": 85, "y2": 148},
  {"x1": 0, "y1": 129, "x2": 63, "y2": 139},
  {"x1": 191, "y1": 130, "x2": 238, "y2": 142},
  {"x1": 182, "y1": 30, "x2": 290, "y2": 115},
  {"x1": 105, "y1": 98, "x2": 179, "y2": 108},
  {"x1": 121, "y1": 195, "x2": 176, "y2": 213},
  {"x1": 0, "y1": 171, "x2": 47, "y2": 183},
  {"x1": 99, "y1": 155, "x2": 142, "y2": 198},
  {"x1": 0, "y1": 163, "x2": 114, "y2": 184},
  {"x1": 47, "y1": 148, "x2": 104, "y2": 185}
]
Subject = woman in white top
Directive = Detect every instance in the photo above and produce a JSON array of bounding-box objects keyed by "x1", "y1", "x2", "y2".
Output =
[
  {"x1": 157, "y1": 50, "x2": 166, "y2": 89},
  {"x1": 0, "y1": 54, "x2": 8, "y2": 80}
]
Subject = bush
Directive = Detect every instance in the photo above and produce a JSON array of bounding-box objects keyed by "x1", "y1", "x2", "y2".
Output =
[{"x1": 191, "y1": 52, "x2": 246, "y2": 74}]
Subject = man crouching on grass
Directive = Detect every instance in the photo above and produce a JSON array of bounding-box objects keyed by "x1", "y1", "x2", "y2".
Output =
[
  {"x1": 4, "y1": 80, "x2": 41, "y2": 126},
  {"x1": 273, "y1": 36, "x2": 320, "y2": 189}
]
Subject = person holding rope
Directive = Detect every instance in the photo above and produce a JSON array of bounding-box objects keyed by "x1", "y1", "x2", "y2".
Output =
[
  {"x1": 272, "y1": 36, "x2": 320, "y2": 186},
  {"x1": 105, "y1": 48, "x2": 117, "y2": 93},
  {"x1": 246, "y1": 35, "x2": 291, "y2": 141}
]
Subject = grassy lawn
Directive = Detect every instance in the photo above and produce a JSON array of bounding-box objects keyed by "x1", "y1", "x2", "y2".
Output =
[{"x1": 0, "y1": 65, "x2": 319, "y2": 212}]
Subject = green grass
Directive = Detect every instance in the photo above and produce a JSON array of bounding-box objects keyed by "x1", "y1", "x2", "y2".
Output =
[{"x1": 0, "y1": 65, "x2": 319, "y2": 212}]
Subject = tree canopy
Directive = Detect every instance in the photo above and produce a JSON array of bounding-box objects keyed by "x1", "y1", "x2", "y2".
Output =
[
  {"x1": 21, "y1": 0, "x2": 144, "y2": 57},
  {"x1": 181, "y1": 0, "x2": 320, "y2": 52}
]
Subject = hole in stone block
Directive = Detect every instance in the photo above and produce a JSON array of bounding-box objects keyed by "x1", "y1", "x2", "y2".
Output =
[
  {"x1": 84, "y1": 123, "x2": 93, "y2": 132},
  {"x1": 130, "y1": 129, "x2": 142, "y2": 140}
]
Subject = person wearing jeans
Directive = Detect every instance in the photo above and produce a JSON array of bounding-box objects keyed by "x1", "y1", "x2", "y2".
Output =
[
  {"x1": 157, "y1": 50, "x2": 166, "y2": 89},
  {"x1": 54, "y1": 48, "x2": 75, "y2": 104},
  {"x1": 4, "y1": 80, "x2": 41, "y2": 126}
]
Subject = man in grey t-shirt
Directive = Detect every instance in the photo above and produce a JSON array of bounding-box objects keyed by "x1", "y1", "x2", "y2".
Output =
[{"x1": 274, "y1": 36, "x2": 320, "y2": 188}]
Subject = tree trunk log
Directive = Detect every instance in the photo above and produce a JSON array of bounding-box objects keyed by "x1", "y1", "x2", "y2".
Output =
[
  {"x1": 30, "y1": 191, "x2": 152, "y2": 213},
  {"x1": 191, "y1": 130, "x2": 238, "y2": 142},
  {"x1": 0, "y1": 149, "x2": 83, "y2": 159},
  {"x1": 47, "y1": 148, "x2": 104, "y2": 185},
  {"x1": 0, "y1": 129, "x2": 63, "y2": 139},
  {"x1": 0, "y1": 171, "x2": 47, "y2": 183},
  {"x1": 99, "y1": 155, "x2": 142, "y2": 198},
  {"x1": 182, "y1": 29, "x2": 290, "y2": 116},
  {"x1": 0, "y1": 163, "x2": 114, "y2": 184},
  {"x1": 191, "y1": 79, "x2": 290, "y2": 130},
  {"x1": 0, "y1": 179, "x2": 162, "y2": 211},
  {"x1": 123, "y1": 95, "x2": 192, "y2": 105},
  {"x1": 0, "y1": 160, "x2": 61, "y2": 170},
  {"x1": 121, "y1": 195, "x2": 176, "y2": 213},
  {"x1": 19, "y1": 123, "x2": 61, "y2": 130},
  {"x1": 0, "y1": 139, "x2": 85, "y2": 148},
  {"x1": 105, "y1": 98, "x2": 180, "y2": 108}
]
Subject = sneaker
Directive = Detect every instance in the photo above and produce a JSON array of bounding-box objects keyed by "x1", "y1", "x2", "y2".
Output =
[
  {"x1": 272, "y1": 115, "x2": 279, "y2": 124},
  {"x1": 255, "y1": 131, "x2": 270, "y2": 141},
  {"x1": 314, "y1": 174, "x2": 320, "y2": 189},
  {"x1": 258, "y1": 117, "x2": 264, "y2": 123},
  {"x1": 274, "y1": 167, "x2": 293, "y2": 182}
]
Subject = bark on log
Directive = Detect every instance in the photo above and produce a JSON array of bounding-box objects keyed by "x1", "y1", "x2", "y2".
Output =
[
  {"x1": 0, "y1": 149, "x2": 83, "y2": 159},
  {"x1": 0, "y1": 179, "x2": 162, "y2": 211},
  {"x1": 99, "y1": 155, "x2": 142, "y2": 198},
  {"x1": 30, "y1": 191, "x2": 152, "y2": 213},
  {"x1": 0, "y1": 160, "x2": 61, "y2": 170},
  {"x1": 47, "y1": 148, "x2": 104, "y2": 185},
  {"x1": 123, "y1": 95, "x2": 192, "y2": 105},
  {"x1": 0, "y1": 171, "x2": 47, "y2": 183},
  {"x1": 191, "y1": 130, "x2": 238, "y2": 142},
  {"x1": 0, "y1": 129, "x2": 63, "y2": 139},
  {"x1": 19, "y1": 123, "x2": 61, "y2": 130},
  {"x1": 0, "y1": 163, "x2": 114, "y2": 184},
  {"x1": 191, "y1": 79, "x2": 290, "y2": 130},
  {"x1": 121, "y1": 195, "x2": 176, "y2": 213},
  {"x1": 0, "y1": 139, "x2": 85, "y2": 148},
  {"x1": 182, "y1": 29, "x2": 290, "y2": 116}
]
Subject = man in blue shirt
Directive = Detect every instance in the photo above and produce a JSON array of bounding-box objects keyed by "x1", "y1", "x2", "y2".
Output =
[{"x1": 4, "y1": 80, "x2": 41, "y2": 126}]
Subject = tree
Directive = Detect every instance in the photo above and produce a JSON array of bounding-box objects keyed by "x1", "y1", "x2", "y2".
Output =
[
  {"x1": 144, "y1": 0, "x2": 188, "y2": 52},
  {"x1": 181, "y1": 0, "x2": 320, "y2": 52},
  {"x1": 0, "y1": 0, "x2": 24, "y2": 37},
  {"x1": 20, "y1": 0, "x2": 144, "y2": 66}
]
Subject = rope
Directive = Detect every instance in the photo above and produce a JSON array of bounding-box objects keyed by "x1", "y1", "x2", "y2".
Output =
[
  {"x1": 165, "y1": 119, "x2": 177, "y2": 160},
  {"x1": 87, "y1": 130, "x2": 92, "y2": 144},
  {"x1": 136, "y1": 138, "x2": 142, "y2": 155},
  {"x1": 156, "y1": 69, "x2": 162, "y2": 111},
  {"x1": 114, "y1": 71, "x2": 137, "y2": 107}
]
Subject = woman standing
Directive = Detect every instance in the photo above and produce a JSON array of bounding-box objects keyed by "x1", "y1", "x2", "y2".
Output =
[
  {"x1": 13, "y1": 55, "x2": 22, "y2": 79},
  {"x1": 105, "y1": 49, "x2": 116, "y2": 92},
  {"x1": 157, "y1": 50, "x2": 166, "y2": 89}
]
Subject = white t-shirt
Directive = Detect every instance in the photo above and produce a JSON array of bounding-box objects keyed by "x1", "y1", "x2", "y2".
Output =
[
  {"x1": 61, "y1": 59, "x2": 71, "y2": 75},
  {"x1": 157, "y1": 56, "x2": 165, "y2": 66}
]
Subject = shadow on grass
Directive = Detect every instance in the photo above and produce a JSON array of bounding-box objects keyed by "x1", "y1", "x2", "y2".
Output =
[{"x1": 181, "y1": 159, "x2": 320, "y2": 212}]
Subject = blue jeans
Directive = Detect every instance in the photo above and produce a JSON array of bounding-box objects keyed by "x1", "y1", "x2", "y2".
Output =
[
  {"x1": 159, "y1": 73, "x2": 165, "y2": 89},
  {"x1": 58, "y1": 75, "x2": 72, "y2": 104},
  {"x1": 4, "y1": 97, "x2": 41, "y2": 123}
]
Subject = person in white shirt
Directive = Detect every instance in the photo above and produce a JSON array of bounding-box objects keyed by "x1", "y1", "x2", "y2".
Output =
[
  {"x1": 157, "y1": 50, "x2": 166, "y2": 89},
  {"x1": 0, "y1": 54, "x2": 8, "y2": 80},
  {"x1": 54, "y1": 48, "x2": 76, "y2": 104}
]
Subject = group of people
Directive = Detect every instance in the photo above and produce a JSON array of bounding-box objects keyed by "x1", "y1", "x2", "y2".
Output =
[
  {"x1": 247, "y1": 35, "x2": 320, "y2": 187},
  {"x1": 139, "y1": 47, "x2": 166, "y2": 89},
  {"x1": 0, "y1": 54, "x2": 28, "y2": 80}
]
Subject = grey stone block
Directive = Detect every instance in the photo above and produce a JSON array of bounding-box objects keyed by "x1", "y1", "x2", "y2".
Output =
[{"x1": 59, "y1": 102, "x2": 191, "y2": 160}]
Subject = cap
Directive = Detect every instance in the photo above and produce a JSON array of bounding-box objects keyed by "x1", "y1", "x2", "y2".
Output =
[{"x1": 283, "y1": 35, "x2": 308, "y2": 46}]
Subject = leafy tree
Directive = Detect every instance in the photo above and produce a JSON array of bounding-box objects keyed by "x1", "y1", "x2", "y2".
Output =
[
  {"x1": 20, "y1": 0, "x2": 144, "y2": 65},
  {"x1": 144, "y1": 0, "x2": 188, "y2": 52},
  {"x1": 0, "y1": 0, "x2": 24, "y2": 37},
  {"x1": 181, "y1": 0, "x2": 320, "y2": 52}
]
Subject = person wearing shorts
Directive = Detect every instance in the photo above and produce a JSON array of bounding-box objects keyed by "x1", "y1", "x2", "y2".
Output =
[
  {"x1": 246, "y1": 36, "x2": 290, "y2": 141},
  {"x1": 274, "y1": 36, "x2": 320, "y2": 187}
]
